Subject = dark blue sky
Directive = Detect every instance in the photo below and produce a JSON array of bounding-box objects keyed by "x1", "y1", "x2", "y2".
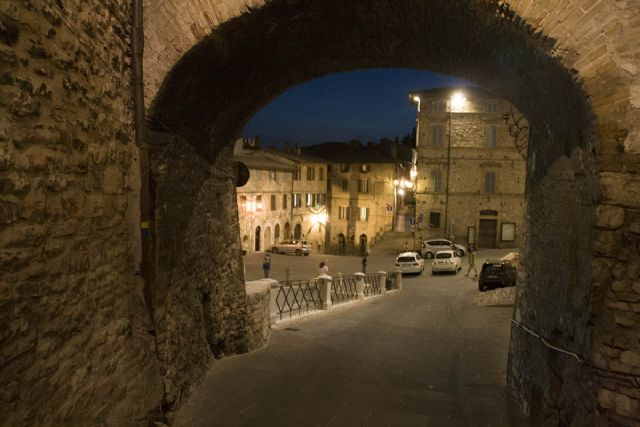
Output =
[{"x1": 243, "y1": 68, "x2": 474, "y2": 147}]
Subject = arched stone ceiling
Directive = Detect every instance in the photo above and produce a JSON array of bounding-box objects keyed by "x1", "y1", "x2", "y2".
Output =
[
  {"x1": 143, "y1": 1, "x2": 639, "y2": 143},
  {"x1": 147, "y1": 0, "x2": 603, "y2": 174}
]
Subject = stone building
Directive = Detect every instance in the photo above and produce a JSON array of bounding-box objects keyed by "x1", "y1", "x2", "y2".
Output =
[
  {"x1": 234, "y1": 139, "x2": 328, "y2": 254},
  {"x1": 1, "y1": 1, "x2": 639, "y2": 426},
  {"x1": 409, "y1": 86, "x2": 527, "y2": 249},
  {"x1": 303, "y1": 141, "x2": 413, "y2": 255}
]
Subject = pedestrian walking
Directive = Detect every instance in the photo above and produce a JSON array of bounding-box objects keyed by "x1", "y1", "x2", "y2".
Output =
[
  {"x1": 465, "y1": 245, "x2": 478, "y2": 279},
  {"x1": 318, "y1": 261, "x2": 329, "y2": 276},
  {"x1": 403, "y1": 241, "x2": 409, "y2": 252},
  {"x1": 361, "y1": 254, "x2": 368, "y2": 273},
  {"x1": 262, "y1": 254, "x2": 271, "y2": 278}
]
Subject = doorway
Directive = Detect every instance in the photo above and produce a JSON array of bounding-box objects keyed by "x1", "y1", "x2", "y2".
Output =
[{"x1": 478, "y1": 220, "x2": 497, "y2": 249}]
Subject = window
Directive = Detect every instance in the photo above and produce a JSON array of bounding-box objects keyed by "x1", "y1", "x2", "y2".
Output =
[
  {"x1": 429, "y1": 211, "x2": 441, "y2": 228},
  {"x1": 269, "y1": 169, "x2": 276, "y2": 181},
  {"x1": 319, "y1": 168, "x2": 324, "y2": 181},
  {"x1": 270, "y1": 194, "x2": 276, "y2": 210},
  {"x1": 485, "y1": 126, "x2": 497, "y2": 148},
  {"x1": 239, "y1": 196, "x2": 247, "y2": 213},
  {"x1": 431, "y1": 169, "x2": 442, "y2": 193},
  {"x1": 293, "y1": 166, "x2": 301, "y2": 180},
  {"x1": 339, "y1": 206, "x2": 349, "y2": 220},
  {"x1": 484, "y1": 171, "x2": 496, "y2": 193},
  {"x1": 358, "y1": 207, "x2": 369, "y2": 221},
  {"x1": 431, "y1": 99, "x2": 445, "y2": 112},
  {"x1": 256, "y1": 195, "x2": 263, "y2": 211},
  {"x1": 360, "y1": 164, "x2": 370, "y2": 173},
  {"x1": 431, "y1": 124, "x2": 444, "y2": 147},
  {"x1": 315, "y1": 193, "x2": 326, "y2": 207},
  {"x1": 306, "y1": 193, "x2": 314, "y2": 207},
  {"x1": 501, "y1": 223, "x2": 515, "y2": 241},
  {"x1": 485, "y1": 101, "x2": 499, "y2": 113},
  {"x1": 282, "y1": 194, "x2": 287, "y2": 209},
  {"x1": 341, "y1": 179, "x2": 349, "y2": 192},
  {"x1": 306, "y1": 166, "x2": 316, "y2": 181},
  {"x1": 293, "y1": 193, "x2": 302, "y2": 208},
  {"x1": 340, "y1": 164, "x2": 350, "y2": 173},
  {"x1": 358, "y1": 178, "x2": 369, "y2": 193}
]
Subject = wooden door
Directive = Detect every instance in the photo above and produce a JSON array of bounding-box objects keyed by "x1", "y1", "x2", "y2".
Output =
[{"x1": 478, "y1": 219, "x2": 497, "y2": 248}]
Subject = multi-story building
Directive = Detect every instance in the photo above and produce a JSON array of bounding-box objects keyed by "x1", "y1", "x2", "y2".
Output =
[
  {"x1": 234, "y1": 138, "x2": 328, "y2": 254},
  {"x1": 303, "y1": 141, "x2": 413, "y2": 255},
  {"x1": 408, "y1": 86, "x2": 528, "y2": 249}
]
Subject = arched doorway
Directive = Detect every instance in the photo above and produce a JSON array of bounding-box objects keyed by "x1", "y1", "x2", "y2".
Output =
[
  {"x1": 284, "y1": 222, "x2": 291, "y2": 240},
  {"x1": 293, "y1": 224, "x2": 302, "y2": 240},
  {"x1": 274, "y1": 224, "x2": 280, "y2": 243},
  {"x1": 254, "y1": 226, "x2": 261, "y2": 252},
  {"x1": 359, "y1": 234, "x2": 368, "y2": 256},
  {"x1": 264, "y1": 226, "x2": 272, "y2": 251}
]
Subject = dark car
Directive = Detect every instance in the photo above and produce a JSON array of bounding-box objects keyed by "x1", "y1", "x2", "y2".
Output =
[{"x1": 478, "y1": 259, "x2": 517, "y2": 291}]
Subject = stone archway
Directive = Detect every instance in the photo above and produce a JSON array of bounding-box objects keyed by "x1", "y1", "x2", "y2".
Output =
[
  {"x1": 293, "y1": 224, "x2": 302, "y2": 240},
  {"x1": 274, "y1": 223, "x2": 280, "y2": 243},
  {"x1": 254, "y1": 226, "x2": 261, "y2": 252},
  {"x1": 284, "y1": 222, "x2": 291, "y2": 240},
  {"x1": 264, "y1": 226, "x2": 272, "y2": 251}
]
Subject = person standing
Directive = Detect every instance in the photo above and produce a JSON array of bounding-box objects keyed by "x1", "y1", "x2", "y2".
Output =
[
  {"x1": 465, "y1": 245, "x2": 478, "y2": 279},
  {"x1": 262, "y1": 254, "x2": 271, "y2": 278},
  {"x1": 362, "y1": 254, "x2": 368, "y2": 273},
  {"x1": 403, "y1": 241, "x2": 409, "y2": 252},
  {"x1": 318, "y1": 261, "x2": 329, "y2": 276}
]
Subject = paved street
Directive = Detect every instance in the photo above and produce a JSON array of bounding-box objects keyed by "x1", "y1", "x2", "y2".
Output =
[{"x1": 173, "y1": 235, "x2": 526, "y2": 426}]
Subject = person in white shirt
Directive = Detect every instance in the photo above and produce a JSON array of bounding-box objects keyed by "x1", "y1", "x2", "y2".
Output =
[{"x1": 318, "y1": 261, "x2": 329, "y2": 276}]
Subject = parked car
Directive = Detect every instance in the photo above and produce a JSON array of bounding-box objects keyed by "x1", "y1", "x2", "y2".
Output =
[
  {"x1": 421, "y1": 239, "x2": 468, "y2": 258},
  {"x1": 271, "y1": 239, "x2": 311, "y2": 256},
  {"x1": 431, "y1": 250, "x2": 462, "y2": 274},
  {"x1": 478, "y1": 259, "x2": 517, "y2": 291},
  {"x1": 395, "y1": 251, "x2": 425, "y2": 275}
]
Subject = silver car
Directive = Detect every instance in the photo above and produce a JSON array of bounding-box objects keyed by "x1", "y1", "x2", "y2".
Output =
[
  {"x1": 421, "y1": 239, "x2": 467, "y2": 259},
  {"x1": 271, "y1": 239, "x2": 311, "y2": 256}
]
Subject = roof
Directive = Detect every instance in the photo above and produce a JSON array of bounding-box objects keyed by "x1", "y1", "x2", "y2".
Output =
[
  {"x1": 264, "y1": 148, "x2": 328, "y2": 164},
  {"x1": 408, "y1": 85, "x2": 504, "y2": 104},
  {"x1": 233, "y1": 151, "x2": 297, "y2": 172},
  {"x1": 302, "y1": 141, "x2": 412, "y2": 164}
]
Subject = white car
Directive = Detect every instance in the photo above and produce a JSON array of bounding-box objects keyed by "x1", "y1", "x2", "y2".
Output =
[
  {"x1": 421, "y1": 239, "x2": 468, "y2": 258},
  {"x1": 271, "y1": 239, "x2": 311, "y2": 256},
  {"x1": 431, "y1": 250, "x2": 462, "y2": 274},
  {"x1": 395, "y1": 251, "x2": 425, "y2": 275}
]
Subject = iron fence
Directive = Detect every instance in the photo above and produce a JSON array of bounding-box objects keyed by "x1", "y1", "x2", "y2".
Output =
[
  {"x1": 364, "y1": 273, "x2": 383, "y2": 296},
  {"x1": 274, "y1": 279, "x2": 322, "y2": 320},
  {"x1": 331, "y1": 275, "x2": 358, "y2": 306},
  {"x1": 386, "y1": 273, "x2": 398, "y2": 290}
]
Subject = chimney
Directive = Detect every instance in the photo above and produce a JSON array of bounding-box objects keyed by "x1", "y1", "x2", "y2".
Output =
[{"x1": 295, "y1": 143, "x2": 301, "y2": 155}]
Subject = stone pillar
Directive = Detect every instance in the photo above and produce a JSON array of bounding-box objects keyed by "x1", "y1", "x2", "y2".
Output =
[
  {"x1": 378, "y1": 271, "x2": 388, "y2": 293},
  {"x1": 318, "y1": 275, "x2": 332, "y2": 310},
  {"x1": 394, "y1": 268, "x2": 403, "y2": 291},
  {"x1": 354, "y1": 272, "x2": 366, "y2": 300}
]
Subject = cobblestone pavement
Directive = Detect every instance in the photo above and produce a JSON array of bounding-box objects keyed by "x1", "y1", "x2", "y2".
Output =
[{"x1": 173, "y1": 235, "x2": 527, "y2": 426}]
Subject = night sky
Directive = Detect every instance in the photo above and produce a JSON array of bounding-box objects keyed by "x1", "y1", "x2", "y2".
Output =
[{"x1": 243, "y1": 68, "x2": 474, "y2": 148}]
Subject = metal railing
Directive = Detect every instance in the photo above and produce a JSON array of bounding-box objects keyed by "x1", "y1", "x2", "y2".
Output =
[
  {"x1": 386, "y1": 273, "x2": 398, "y2": 290},
  {"x1": 274, "y1": 279, "x2": 322, "y2": 320},
  {"x1": 364, "y1": 273, "x2": 383, "y2": 296},
  {"x1": 331, "y1": 275, "x2": 358, "y2": 306}
]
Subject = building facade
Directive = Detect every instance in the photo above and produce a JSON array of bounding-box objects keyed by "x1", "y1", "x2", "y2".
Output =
[
  {"x1": 409, "y1": 87, "x2": 528, "y2": 249},
  {"x1": 303, "y1": 141, "x2": 413, "y2": 255},
  {"x1": 234, "y1": 139, "x2": 328, "y2": 254}
]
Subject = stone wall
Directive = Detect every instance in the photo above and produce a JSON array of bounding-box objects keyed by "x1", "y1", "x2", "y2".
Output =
[
  {"x1": 0, "y1": 0, "x2": 162, "y2": 425},
  {"x1": 244, "y1": 280, "x2": 272, "y2": 350}
]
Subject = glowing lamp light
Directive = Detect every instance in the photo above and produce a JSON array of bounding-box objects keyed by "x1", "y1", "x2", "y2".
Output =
[
  {"x1": 410, "y1": 166, "x2": 417, "y2": 180},
  {"x1": 311, "y1": 212, "x2": 327, "y2": 225},
  {"x1": 256, "y1": 202, "x2": 263, "y2": 210},
  {"x1": 412, "y1": 95, "x2": 420, "y2": 103},
  {"x1": 398, "y1": 188, "x2": 406, "y2": 196},
  {"x1": 451, "y1": 92, "x2": 466, "y2": 110},
  {"x1": 405, "y1": 181, "x2": 414, "y2": 189},
  {"x1": 393, "y1": 179, "x2": 399, "y2": 186}
]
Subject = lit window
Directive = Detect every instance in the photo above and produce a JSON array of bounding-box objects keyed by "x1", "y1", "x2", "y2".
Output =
[
  {"x1": 360, "y1": 164, "x2": 370, "y2": 173},
  {"x1": 256, "y1": 195, "x2": 263, "y2": 211},
  {"x1": 306, "y1": 193, "x2": 314, "y2": 207},
  {"x1": 339, "y1": 206, "x2": 349, "y2": 220},
  {"x1": 358, "y1": 207, "x2": 369, "y2": 222},
  {"x1": 239, "y1": 196, "x2": 247, "y2": 213},
  {"x1": 293, "y1": 194, "x2": 302, "y2": 207},
  {"x1": 315, "y1": 194, "x2": 326, "y2": 207}
]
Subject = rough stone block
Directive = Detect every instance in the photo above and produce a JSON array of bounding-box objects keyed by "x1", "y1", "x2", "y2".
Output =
[
  {"x1": 598, "y1": 388, "x2": 615, "y2": 408},
  {"x1": 601, "y1": 173, "x2": 640, "y2": 208},
  {"x1": 614, "y1": 392, "x2": 640, "y2": 418},
  {"x1": 596, "y1": 204, "x2": 626, "y2": 229},
  {"x1": 620, "y1": 350, "x2": 640, "y2": 367}
]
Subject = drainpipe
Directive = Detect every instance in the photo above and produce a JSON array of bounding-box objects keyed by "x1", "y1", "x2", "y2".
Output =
[{"x1": 132, "y1": 0, "x2": 153, "y2": 322}]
